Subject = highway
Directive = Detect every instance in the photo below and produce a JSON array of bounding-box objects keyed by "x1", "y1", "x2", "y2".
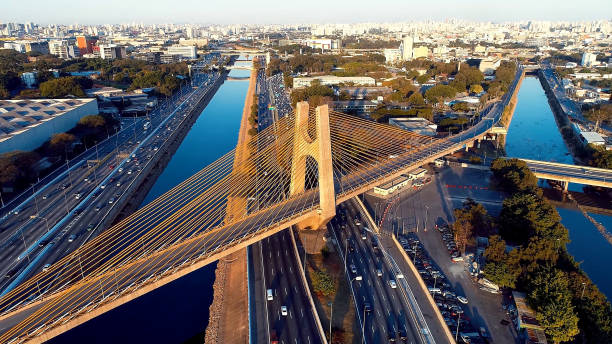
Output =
[
  {"x1": 254, "y1": 230, "x2": 323, "y2": 344},
  {"x1": 522, "y1": 158, "x2": 612, "y2": 187},
  {"x1": 330, "y1": 201, "x2": 425, "y2": 344},
  {"x1": 0, "y1": 58, "x2": 223, "y2": 296}
]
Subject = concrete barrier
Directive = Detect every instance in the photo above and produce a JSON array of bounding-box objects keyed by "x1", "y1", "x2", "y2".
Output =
[
  {"x1": 288, "y1": 227, "x2": 328, "y2": 344},
  {"x1": 390, "y1": 234, "x2": 456, "y2": 344}
]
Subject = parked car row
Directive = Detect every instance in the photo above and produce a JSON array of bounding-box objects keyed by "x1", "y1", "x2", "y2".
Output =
[
  {"x1": 399, "y1": 233, "x2": 487, "y2": 344},
  {"x1": 436, "y1": 224, "x2": 463, "y2": 262}
]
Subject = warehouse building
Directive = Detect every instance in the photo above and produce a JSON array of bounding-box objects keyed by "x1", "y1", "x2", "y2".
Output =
[
  {"x1": 0, "y1": 98, "x2": 98, "y2": 154},
  {"x1": 293, "y1": 75, "x2": 375, "y2": 88}
]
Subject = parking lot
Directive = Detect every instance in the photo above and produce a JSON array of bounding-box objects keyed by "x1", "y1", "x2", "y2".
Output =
[{"x1": 369, "y1": 165, "x2": 519, "y2": 344}]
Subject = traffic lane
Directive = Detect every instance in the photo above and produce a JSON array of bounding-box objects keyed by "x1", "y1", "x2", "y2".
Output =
[
  {"x1": 263, "y1": 234, "x2": 303, "y2": 343},
  {"x1": 345, "y1": 205, "x2": 420, "y2": 343},
  {"x1": 333, "y1": 222, "x2": 386, "y2": 344},
  {"x1": 271, "y1": 231, "x2": 320, "y2": 343}
]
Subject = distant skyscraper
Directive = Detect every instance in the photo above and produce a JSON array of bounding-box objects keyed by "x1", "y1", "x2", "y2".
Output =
[
  {"x1": 401, "y1": 35, "x2": 413, "y2": 61},
  {"x1": 581, "y1": 52, "x2": 597, "y2": 67}
]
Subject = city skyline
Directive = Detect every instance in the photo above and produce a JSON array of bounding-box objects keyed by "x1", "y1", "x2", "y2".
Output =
[{"x1": 2, "y1": 0, "x2": 612, "y2": 25}]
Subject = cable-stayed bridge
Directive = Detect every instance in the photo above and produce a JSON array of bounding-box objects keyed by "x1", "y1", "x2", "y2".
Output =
[{"x1": 2, "y1": 65, "x2": 608, "y2": 343}]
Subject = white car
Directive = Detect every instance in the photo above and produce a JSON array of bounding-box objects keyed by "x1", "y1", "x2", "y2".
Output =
[
  {"x1": 42, "y1": 264, "x2": 51, "y2": 272},
  {"x1": 389, "y1": 280, "x2": 397, "y2": 289},
  {"x1": 281, "y1": 306, "x2": 288, "y2": 316},
  {"x1": 457, "y1": 296, "x2": 468, "y2": 304}
]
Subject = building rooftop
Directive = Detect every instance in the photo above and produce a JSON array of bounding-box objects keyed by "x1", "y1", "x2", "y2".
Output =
[{"x1": 0, "y1": 98, "x2": 96, "y2": 142}]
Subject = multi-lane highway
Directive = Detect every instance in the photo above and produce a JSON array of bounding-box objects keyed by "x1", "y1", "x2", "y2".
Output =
[
  {"x1": 330, "y1": 201, "x2": 427, "y2": 344},
  {"x1": 0, "y1": 59, "x2": 223, "y2": 296},
  {"x1": 254, "y1": 230, "x2": 323, "y2": 344}
]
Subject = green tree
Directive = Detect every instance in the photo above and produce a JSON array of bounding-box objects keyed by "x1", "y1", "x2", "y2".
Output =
[
  {"x1": 0, "y1": 85, "x2": 8, "y2": 99},
  {"x1": 490, "y1": 158, "x2": 539, "y2": 193},
  {"x1": 482, "y1": 235, "x2": 521, "y2": 288},
  {"x1": 469, "y1": 84, "x2": 484, "y2": 94},
  {"x1": 424, "y1": 84, "x2": 457, "y2": 104},
  {"x1": 48, "y1": 133, "x2": 77, "y2": 158},
  {"x1": 528, "y1": 268, "x2": 580, "y2": 343},
  {"x1": 39, "y1": 77, "x2": 86, "y2": 98},
  {"x1": 407, "y1": 92, "x2": 425, "y2": 106},
  {"x1": 78, "y1": 115, "x2": 106, "y2": 128},
  {"x1": 311, "y1": 269, "x2": 336, "y2": 297}
]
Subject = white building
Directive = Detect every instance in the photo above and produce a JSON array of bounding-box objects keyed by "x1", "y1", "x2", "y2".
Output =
[
  {"x1": 384, "y1": 49, "x2": 402, "y2": 63},
  {"x1": 0, "y1": 99, "x2": 99, "y2": 154},
  {"x1": 304, "y1": 39, "x2": 341, "y2": 51},
  {"x1": 99, "y1": 44, "x2": 127, "y2": 60},
  {"x1": 292, "y1": 75, "x2": 376, "y2": 88},
  {"x1": 389, "y1": 117, "x2": 437, "y2": 136},
  {"x1": 166, "y1": 45, "x2": 197, "y2": 59},
  {"x1": 581, "y1": 52, "x2": 597, "y2": 67},
  {"x1": 401, "y1": 36, "x2": 413, "y2": 61},
  {"x1": 21, "y1": 72, "x2": 37, "y2": 88},
  {"x1": 48, "y1": 40, "x2": 79, "y2": 59}
]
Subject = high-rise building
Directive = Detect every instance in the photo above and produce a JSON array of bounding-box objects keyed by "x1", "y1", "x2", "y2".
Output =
[
  {"x1": 76, "y1": 35, "x2": 97, "y2": 55},
  {"x1": 401, "y1": 35, "x2": 413, "y2": 61},
  {"x1": 581, "y1": 52, "x2": 597, "y2": 67},
  {"x1": 24, "y1": 41, "x2": 49, "y2": 55},
  {"x1": 49, "y1": 40, "x2": 79, "y2": 59}
]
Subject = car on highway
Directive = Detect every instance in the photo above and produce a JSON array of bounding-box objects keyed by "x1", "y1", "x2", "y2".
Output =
[
  {"x1": 38, "y1": 240, "x2": 49, "y2": 247},
  {"x1": 280, "y1": 306, "x2": 288, "y2": 316},
  {"x1": 116, "y1": 182, "x2": 121, "y2": 187},
  {"x1": 389, "y1": 280, "x2": 397, "y2": 288},
  {"x1": 100, "y1": 184, "x2": 106, "y2": 189},
  {"x1": 42, "y1": 264, "x2": 51, "y2": 272},
  {"x1": 94, "y1": 205, "x2": 101, "y2": 212},
  {"x1": 68, "y1": 234, "x2": 77, "y2": 242},
  {"x1": 350, "y1": 264, "x2": 358, "y2": 274},
  {"x1": 267, "y1": 289, "x2": 273, "y2": 301},
  {"x1": 108, "y1": 198, "x2": 115, "y2": 204}
]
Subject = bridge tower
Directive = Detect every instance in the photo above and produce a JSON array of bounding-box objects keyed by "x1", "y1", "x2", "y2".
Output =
[{"x1": 290, "y1": 102, "x2": 336, "y2": 232}]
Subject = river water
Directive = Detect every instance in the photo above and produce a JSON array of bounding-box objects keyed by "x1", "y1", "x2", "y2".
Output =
[
  {"x1": 50, "y1": 66, "x2": 251, "y2": 344},
  {"x1": 505, "y1": 77, "x2": 612, "y2": 300}
]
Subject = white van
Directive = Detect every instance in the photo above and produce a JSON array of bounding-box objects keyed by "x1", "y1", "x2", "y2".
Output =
[{"x1": 266, "y1": 289, "x2": 273, "y2": 301}]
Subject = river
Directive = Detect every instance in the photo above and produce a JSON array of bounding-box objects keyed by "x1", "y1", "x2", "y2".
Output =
[
  {"x1": 505, "y1": 76, "x2": 612, "y2": 300},
  {"x1": 49, "y1": 64, "x2": 252, "y2": 344}
]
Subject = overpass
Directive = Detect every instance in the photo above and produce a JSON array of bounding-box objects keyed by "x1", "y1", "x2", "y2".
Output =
[
  {"x1": 0, "y1": 66, "x2": 531, "y2": 343},
  {"x1": 523, "y1": 159, "x2": 612, "y2": 190}
]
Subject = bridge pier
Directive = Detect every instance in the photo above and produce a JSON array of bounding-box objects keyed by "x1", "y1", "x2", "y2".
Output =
[{"x1": 290, "y1": 102, "x2": 336, "y2": 231}]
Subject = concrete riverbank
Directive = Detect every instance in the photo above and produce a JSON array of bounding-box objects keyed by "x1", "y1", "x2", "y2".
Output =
[{"x1": 204, "y1": 65, "x2": 256, "y2": 344}]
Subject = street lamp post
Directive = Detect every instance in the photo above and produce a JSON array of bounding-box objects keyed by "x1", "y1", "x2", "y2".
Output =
[
  {"x1": 581, "y1": 282, "x2": 586, "y2": 299},
  {"x1": 361, "y1": 305, "x2": 367, "y2": 344},
  {"x1": 328, "y1": 301, "x2": 333, "y2": 343}
]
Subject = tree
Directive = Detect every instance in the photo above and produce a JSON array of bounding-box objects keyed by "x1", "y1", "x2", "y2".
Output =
[
  {"x1": 424, "y1": 84, "x2": 457, "y2": 104},
  {"x1": 451, "y1": 102, "x2": 470, "y2": 112},
  {"x1": 482, "y1": 235, "x2": 521, "y2": 288},
  {"x1": 48, "y1": 133, "x2": 77, "y2": 158},
  {"x1": 78, "y1": 115, "x2": 106, "y2": 128},
  {"x1": 490, "y1": 158, "x2": 539, "y2": 193},
  {"x1": 415, "y1": 74, "x2": 429, "y2": 84},
  {"x1": 587, "y1": 144, "x2": 612, "y2": 169},
  {"x1": 469, "y1": 84, "x2": 484, "y2": 94},
  {"x1": 0, "y1": 85, "x2": 8, "y2": 99},
  {"x1": 528, "y1": 268, "x2": 580, "y2": 343},
  {"x1": 311, "y1": 269, "x2": 336, "y2": 297},
  {"x1": 39, "y1": 77, "x2": 86, "y2": 98},
  {"x1": 407, "y1": 92, "x2": 425, "y2": 106},
  {"x1": 453, "y1": 199, "x2": 493, "y2": 253}
]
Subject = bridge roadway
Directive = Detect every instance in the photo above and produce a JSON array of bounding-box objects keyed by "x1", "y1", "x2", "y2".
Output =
[
  {"x1": 522, "y1": 159, "x2": 612, "y2": 189},
  {"x1": 0, "y1": 66, "x2": 530, "y2": 342}
]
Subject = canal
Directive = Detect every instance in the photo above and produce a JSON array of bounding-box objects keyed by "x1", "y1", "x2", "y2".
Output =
[
  {"x1": 505, "y1": 76, "x2": 612, "y2": 300},
  {"x1": 50, "y1": 64, "x2": 252, "y2": 344}
]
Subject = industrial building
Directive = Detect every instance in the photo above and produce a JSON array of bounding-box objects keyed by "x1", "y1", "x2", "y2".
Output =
[
  {"x1": 0, "y1": 99, "x2": 98, "y2": 154},
  {"x1": 292, "y1": 75, "x2": 375, "y2": 88}
]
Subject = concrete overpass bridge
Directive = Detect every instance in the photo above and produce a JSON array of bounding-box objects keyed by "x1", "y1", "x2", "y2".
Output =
[
  {"x1": 0, "y1": 65, "x2": 577, "y2": 343},
  {"x1": 523, "y1": 159, "x2": 612, "y2": 190}
]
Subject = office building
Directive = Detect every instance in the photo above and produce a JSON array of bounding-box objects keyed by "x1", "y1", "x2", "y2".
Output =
[
  {"x1": 412, "y1": 46, "x2": 429, "y2": 59},
  {"x1": 384, "y1": 48, "x2": 402, "y2": 63},
  {"x1": 24, "y1": 41, "x2": 49, "y2": 55},
  {"x1": 76, "y1": 35, "x2": 97, "y2": 55},
  {"x1": 49, "y1": 40, "x2": 79, "y2": 59},
  {"x1": 166, "y1": 45, "x2": 197, "y2": 59},
  {"x1": 581, "y1": 52, "x2": 597, "y2": 67},
  {"x1": 293, "y1": 75, "x2": 376, "y2": 88},
  {"x1": 99, "y1": 44, "x2": 127, "y2": 60},
  {"x1": 0, "y1": 99, "x2": 98, "y2": 154},
  {"x1": 401, "y1": 35, "x2": 413, "y2": 61},
  {"x1": 305, "y1": 39, "x2": 341, "y2": 50}
]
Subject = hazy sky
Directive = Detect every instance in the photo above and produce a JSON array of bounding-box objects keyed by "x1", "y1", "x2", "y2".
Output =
[{"x1": 2, "y1": 0, "x2": 611, "y2": 25}]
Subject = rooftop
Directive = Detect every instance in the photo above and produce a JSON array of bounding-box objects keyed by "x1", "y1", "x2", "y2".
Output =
[{"x1": 0, "y1": 98, "x2": 96, "y2": 142}]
